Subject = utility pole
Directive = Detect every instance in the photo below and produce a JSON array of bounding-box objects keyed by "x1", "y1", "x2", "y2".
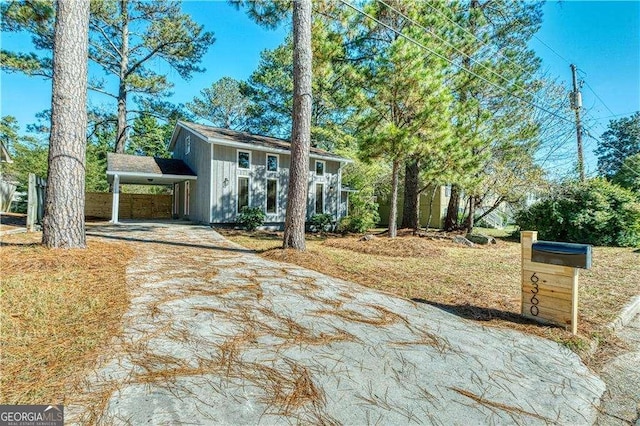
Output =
[{"x1": 570, "y1": 64, "x2": 585, "y2": 182}]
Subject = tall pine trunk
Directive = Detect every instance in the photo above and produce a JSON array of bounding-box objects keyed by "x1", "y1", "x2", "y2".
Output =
[
  {"x1": 401, "y1": 157, "x2": 420, "y2": 230},
  {"x1": 115, "y1": 0, "x2": 129, "y2": 153},
  {"x1": 388, "y1": 158, "x2": 400, "y2": 238},
  {"x1": 283, "y1": 0, "x2": 312, "y2": 250},
  {"x1": 444, "y1": 185, "x2": 460, "y2": 231},
  {"x1": 42, "y1": 0, "x2": 90, "y2": 248},
  {"x1": 464, "y1": 195, "x2": 476, "y2": 233}
]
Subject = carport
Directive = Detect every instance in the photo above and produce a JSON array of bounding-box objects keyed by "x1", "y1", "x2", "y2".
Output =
[{"x1": 106, "y1": 153, "x2": 196, "y2": 223}]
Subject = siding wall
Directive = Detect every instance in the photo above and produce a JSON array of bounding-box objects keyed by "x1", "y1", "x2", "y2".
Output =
[
  {"x1": 172, "y1": 128, "x2": 211, "y2": 223},
  {"x1": 211, "y1": 144, "x2": 343, "y2": 224},
  {"x1": 378, "y1": 185, "x2": 449, "y2": 228}
]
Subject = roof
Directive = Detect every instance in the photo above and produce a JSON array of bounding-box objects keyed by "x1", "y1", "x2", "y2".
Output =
[
  {"x1": 170, "y1": 121, "x2": 351, "y2": 162},
  {"x1": 106, "y1": 153, "x2": 196, "y2": 185}
]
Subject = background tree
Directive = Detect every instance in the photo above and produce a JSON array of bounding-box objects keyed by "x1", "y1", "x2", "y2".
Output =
[
  {"x1": 242, "y1": 27, "x2": 355, "y2": 151},
  {"x1": 127, "y1": 113, "x2": 171, "y2": 158},
  {"x1": 283, "y1": 0, "x2": 312, "y2": 250},
  {"x1": 187, "y1": 77, "x2": 250, "y2": 130},
  {"x1": 2, "y1": 0, "x2": 215, "y2": 153},
  {"x1": 442, "y1": 0, "x2": 544, "y2": 232},
  {"x1": 611, "y1": 154, "x2": 640, "y2": 193},
  {"x1": 42, "y1": 0, "x2": 90, "y2": 248},
  {"x1": 596, "y1": 111, "x2": 640, "y2": 179},
  {"x1": 353, "y1": 1, "x2": 452, "y2": 238}
]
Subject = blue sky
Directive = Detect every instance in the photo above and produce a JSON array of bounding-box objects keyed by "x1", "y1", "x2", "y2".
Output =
[{"x1": 1, "y1": 1, "x2": 638, "y2": 174}]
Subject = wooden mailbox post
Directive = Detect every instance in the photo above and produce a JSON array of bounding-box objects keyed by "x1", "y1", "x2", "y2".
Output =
[{"x1": 521, "y1": 231, "x2": 591, "y2": 335}]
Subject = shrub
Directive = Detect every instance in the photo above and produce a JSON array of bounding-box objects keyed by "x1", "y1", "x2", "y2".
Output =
[
  {"x1": 514, "y1": 178, "x2": 640, "y2": 247},
  {"x1": 337, "y1": 192, "x2": 380, "y2": 233},
  {"x1": 309, "y1": 213, "x2": 333, "y2": 233},
  {"x1": 237, "y1": 206, "x2": 265, "y2": 231}
]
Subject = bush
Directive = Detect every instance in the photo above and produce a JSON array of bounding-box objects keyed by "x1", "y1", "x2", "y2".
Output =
[
  {"x1": 237, "y1": 206, "x2": 265, "y2": 231},
  {"x1": 309, "y1": 213, "x2": 333, "y2": 233},
  {"x1": 337, "y1": 192, "x2": 380, "y2": 234},
  {"x1": 514, "y1": 178, "x2": 640, "y2": 247}
]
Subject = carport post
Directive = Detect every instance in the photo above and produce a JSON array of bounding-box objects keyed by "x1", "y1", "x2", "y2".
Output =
[{"x1": 111, "y1": 174, "x2": 120, "y2": 223}]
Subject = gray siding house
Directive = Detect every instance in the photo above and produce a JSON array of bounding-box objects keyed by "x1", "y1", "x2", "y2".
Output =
[{"x1": 168, "y1": 121, "x2": 352, "y2": 227}]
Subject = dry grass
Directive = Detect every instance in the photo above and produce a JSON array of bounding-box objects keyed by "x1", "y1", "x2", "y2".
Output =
[
  {"x1": 0, "y1": 232, "x2": 133, "y2": 404},
  {"x1": 222, "y1": 229, "x2": 639, "y2": 361}
]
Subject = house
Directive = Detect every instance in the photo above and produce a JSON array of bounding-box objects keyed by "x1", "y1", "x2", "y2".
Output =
[
  {"x1": 0, "y1": 141, "x2": 16, "y2": 212},
  {"x1": 106, "y1": 121, "x2": 352, "y2": 227},
  {"x1": 378, "y1": 185, "x2": 451, "y2": 229},
  {"x1": 378, "y1": 185, "x2": 512, "y2": 229}
]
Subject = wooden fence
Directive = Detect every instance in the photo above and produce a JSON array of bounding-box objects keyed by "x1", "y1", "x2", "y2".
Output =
[
  {"x1": 27, "y1": 173, "x2": 46, "y2": 231},
  {"x1": 85, "y1": 192, "x2": 172, "y2": 220}
]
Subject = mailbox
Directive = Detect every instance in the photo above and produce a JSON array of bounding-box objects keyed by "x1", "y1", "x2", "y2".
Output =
[{"x1": 531, "y1": 241, "x2": 592, "y2": 269}]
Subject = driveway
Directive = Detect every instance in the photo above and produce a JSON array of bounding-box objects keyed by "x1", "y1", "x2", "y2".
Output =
[{"x1": 67, "y1": 221, "x2": 604, "y2": 425}]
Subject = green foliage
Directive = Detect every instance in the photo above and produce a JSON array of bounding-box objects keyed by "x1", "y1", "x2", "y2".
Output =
[
  {"x1": 127, "y1": 114, "x2": 171, "y2": 158},
  {"x1": 611, "y1": 153, "x2": 640, "y2": 193},
  {"x1": 339, "y1": 159, "x2": 382, "y2": 233},
  {"x1": 309, "y1": 213, "x2": 333, "y2": 233},
  {"x1": 338, "y1": 195, "x2": 380, "y2": 234},
  {"x1": 597, "y1": 112, "x2": 640, "y2": 178},
  {"x1": 237, "y1": 206, "x2": 265, "y2": 231},
  {"x1": 187, "y1": 77, "x2": 250, "y2": 130},
  {"x1": 514, "y1": 179, "x2": 640, "y2": 247},
  {"x1": 2, "y1": 0, "x2": 214, "y2": 151}
]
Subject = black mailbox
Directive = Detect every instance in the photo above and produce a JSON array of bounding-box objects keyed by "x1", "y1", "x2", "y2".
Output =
[{"x1": 531, "y1": 241, "x2": 592, "y2": 269}]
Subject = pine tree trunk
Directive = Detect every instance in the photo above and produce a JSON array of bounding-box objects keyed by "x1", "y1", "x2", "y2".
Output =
[
  {"x1": 388, "y1": 159, "x2": 400, "y2": 238},
  {"x1": 283, "y1": 0, "x2": 312, "y2": 251},
  {"x1": 444, "y1": 185, "x2": 460, "y2": 231},
  {"x1": 115, "y1": 0, "x2": 129, "y2": 154},
  {"x1": 401, "y1": 157, "x2": 420, "y2": 230},
  {"x1": 425, "y1": 184, "x2": 438, "y2": 229},
  {"x1": 464, "y1": 195, "x2": 476, "y2": 233},
  {"x1": 42, "y1": 0, "x2": 90, "y2": 249}
]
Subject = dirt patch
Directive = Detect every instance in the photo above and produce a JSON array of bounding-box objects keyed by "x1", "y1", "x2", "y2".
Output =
[
  {"x1": 0, "y1": 235, "x2": 133, "y2": 405},
  {"x1": 323, "y1": 235, "x2": 444, "y2": 258}
]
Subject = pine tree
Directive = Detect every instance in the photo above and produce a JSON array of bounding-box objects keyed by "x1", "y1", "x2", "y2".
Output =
[
  {"x1": 1, "y1": 0, "x2": 214, "y2": 153},
  {"x1": 42, "y1": 0, "x2": 90, "y2": 248},
  {"x1": 187, "y1": 77, "x2": 250, "y2": 130},
  {"x1": 283, "y1": 0, "x2": 312, "y2": 251},
  {"x1": 352, "y1": 1, "x2": 452, "y2": 238}
]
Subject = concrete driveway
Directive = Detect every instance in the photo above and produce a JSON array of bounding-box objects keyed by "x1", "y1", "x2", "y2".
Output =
[{"x1": 67, "y1": 221, "x2": 605, "y2": 425}]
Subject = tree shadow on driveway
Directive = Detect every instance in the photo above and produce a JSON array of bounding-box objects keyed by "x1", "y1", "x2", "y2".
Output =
[
  {"x1": 412, "y1": 298, "x2": 552, "y2": 327},
  {"x1": 86, "y1": 232, "x2": 256, "y2": 255}
]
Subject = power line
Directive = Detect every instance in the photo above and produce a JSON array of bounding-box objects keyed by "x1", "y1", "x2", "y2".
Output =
[
  {"x1": 583, "y1": 125, "x2": 640, "y2": 179},
  {"x1": 375, "y1": 0, "x2": 540, "y2": 103},
  {"x1": 531, "y1": 34, "x2": 572, "y2": 65},
  {"x1": 587, "y1": 111, "x2": 639, "y2": 121},
  {"x1": 581, "y1": 78, "x2": 617, "y2": 117},
  {"x1": 338, "y1": 0, "x2": 575, "y2": 126},
  {"x1": 420, "y1": 0, "x2": 537, "y2": 85}
]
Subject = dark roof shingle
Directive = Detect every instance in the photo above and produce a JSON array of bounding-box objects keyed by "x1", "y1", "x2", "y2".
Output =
[
  {"x1": 107, "y1": 153, "x2": 196, "y2": 176},
  {"x1": 179, "y1": 121, "x2": 347, "y2": 160}
]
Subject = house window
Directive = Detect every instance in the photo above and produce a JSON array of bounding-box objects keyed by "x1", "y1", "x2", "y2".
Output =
[
  {"x1": 266, "y1": 154, "x2": 278, "y2": 172},
  {"x1": 315, "y1": 183, "x2": 324, "y2": 213},
  {"x1": 173, "y1": 183, "x2": 180, "y2": 215},
  {"x1": 238, "y1": 150, "x2": 251, "y2": 169},
  {"x1": 315, "y1": 160, "x2": 325, "y2": 176},
  {"x1": 185, "y1": 135, "x2": 191, "y2": 155},
  {"x1": 184, "y1": 181, "x2": 190, "y2": 216},
  {"x1": 266, "y1": 179, "x2": 277, "y2": 214},
  {"x1": 237, "y1": 177, "x2": 249, "y2": 213}
]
